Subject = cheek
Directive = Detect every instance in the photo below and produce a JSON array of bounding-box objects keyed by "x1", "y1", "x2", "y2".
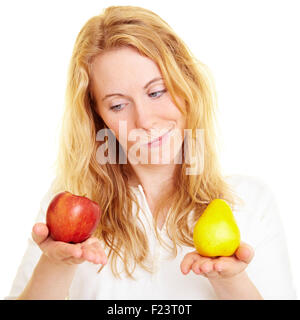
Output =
[
  {"x1": 110, "y1": 122, "x2": 135, "y2": 148},
  {"x1": 99, "y1": 113, "x2": 133, "y2": 147},
  {"x1": 166, "y1": 95, "x2": 185, "y2": 120},
  {"x1": 98, "y1": 109, "x2": 118, "y2": 133},
  {"x1": 168, "y1": 103, "x2": 186, "y2": 129}
]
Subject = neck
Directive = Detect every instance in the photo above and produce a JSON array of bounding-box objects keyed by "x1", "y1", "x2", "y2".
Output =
[{"x1": 128, "y1": 163, "x2": 179, "y2": 200}]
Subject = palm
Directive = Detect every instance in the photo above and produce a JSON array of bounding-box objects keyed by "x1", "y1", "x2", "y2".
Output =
[
  {"x1": 32, "y1": 223, "x2": 107, "y2": 266},
  {"x1": 180, "y1": 242, "x2": 254, "y2": 279}
]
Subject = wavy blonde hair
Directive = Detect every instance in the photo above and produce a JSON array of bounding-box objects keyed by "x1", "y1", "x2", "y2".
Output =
[{"x1": 51, "y1": 5, "x2": 242, "y2": 279}]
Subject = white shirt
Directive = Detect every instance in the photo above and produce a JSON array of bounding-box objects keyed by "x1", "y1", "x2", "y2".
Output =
[{"x1": 6, "y1": 174, "x2": 297, "y2": 299}]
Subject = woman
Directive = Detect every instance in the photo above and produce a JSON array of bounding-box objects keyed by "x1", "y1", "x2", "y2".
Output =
[{"x1": 8, "y1": 5, "x2": 295, "y2": 300}]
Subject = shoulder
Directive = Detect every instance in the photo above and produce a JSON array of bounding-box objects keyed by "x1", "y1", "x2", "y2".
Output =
[
  {"x1": 224, "y1": 173, "x2": 281, "y2": 228},
  {"x1": 224, "y1": 174, "x2": 284, "y2": 246},
  {"x1": 225, "y1": 173, "x2": 273, "y2": 196},
  {"x1": 224, "y1": 173, "x2": 277, "y2": 213}
]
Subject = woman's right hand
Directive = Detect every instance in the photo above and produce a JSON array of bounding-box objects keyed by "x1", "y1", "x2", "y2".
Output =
[{"x1": 31, "y1": 223, "x2": 108, "y2": 266}]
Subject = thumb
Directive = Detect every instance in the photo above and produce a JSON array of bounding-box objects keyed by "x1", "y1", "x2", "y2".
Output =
[
  {"x1": 234, "y1": 242, "x2": 255, "y2": 264},
  {"x1": 32, "y1": 223, "x2": 49, "y2": 245}
]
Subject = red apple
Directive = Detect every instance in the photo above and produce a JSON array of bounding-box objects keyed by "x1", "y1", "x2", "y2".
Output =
[{"x1": 46, "y1": 191, "x2": 101, "y2": 243}]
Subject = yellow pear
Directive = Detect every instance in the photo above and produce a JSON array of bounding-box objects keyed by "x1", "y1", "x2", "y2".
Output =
[{"x1": 193, "y1": 199, "x2": 240, "y2": 257}]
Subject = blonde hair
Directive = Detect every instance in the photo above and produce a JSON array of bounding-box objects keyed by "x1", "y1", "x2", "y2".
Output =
[{"x1": 51, "y1": 5, "x2": 242, "y2": 279}]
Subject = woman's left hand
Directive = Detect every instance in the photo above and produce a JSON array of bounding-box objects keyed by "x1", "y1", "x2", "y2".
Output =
[{"x1": 180, "y1": 241, "x2": 254, "y2": 280}]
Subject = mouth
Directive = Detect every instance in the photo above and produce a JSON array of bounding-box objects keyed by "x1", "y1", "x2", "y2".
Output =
[{"x1": 145, "y1": 128, "x2": 173, "y2": 147}]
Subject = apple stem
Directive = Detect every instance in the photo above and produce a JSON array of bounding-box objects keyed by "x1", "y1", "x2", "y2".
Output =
[{"x1": 82, "y1": 193, "x2": 87, "y2": 197}]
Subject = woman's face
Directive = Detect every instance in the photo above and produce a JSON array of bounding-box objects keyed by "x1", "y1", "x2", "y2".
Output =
[{"x1": 90, "y1": 46, "x2": 186, "y2": 165}]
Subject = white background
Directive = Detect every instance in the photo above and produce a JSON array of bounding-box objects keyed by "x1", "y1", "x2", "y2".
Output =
[{"x1": 0, "y1": 0, "x2": 299, "y2": 299}]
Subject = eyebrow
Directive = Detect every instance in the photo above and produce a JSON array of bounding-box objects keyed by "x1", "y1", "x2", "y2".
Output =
[{"x1": 101, "y1": 77, "x2": 163, "y2": 102}]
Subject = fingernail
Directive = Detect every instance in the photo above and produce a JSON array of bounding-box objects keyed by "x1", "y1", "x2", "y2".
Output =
[{"x1": 216, "y1": 264, "x2": 222, "y2": 272}]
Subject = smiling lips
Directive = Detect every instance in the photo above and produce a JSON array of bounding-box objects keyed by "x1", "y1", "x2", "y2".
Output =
[{"x1": 146, "y1": 129, "x2": 172, "y2": 147}]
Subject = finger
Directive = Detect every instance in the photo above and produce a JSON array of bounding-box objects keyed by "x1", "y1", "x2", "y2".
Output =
[
  {"x1": 192, "y1": 259, "x2": 219, "y2": 278},
  {"x1": 213, "y1": 256, "x2": 233, "y2": 272},
  {"x1": 191, "y1": 263, "x2": 201, "y2": 274},
  {"x1": 32, "y1": 223, "x2": 49, "y2": 245},
  {"x1": 81, "y1": 237, "x2": 107, "y2": 264},
  {"x1": 81, "y1": 246, "x2": 105, "y2": 264},
  {"x1": 81, "y1": 248, "x2": 96, "y2": 263},
  {"x1": 55, "y1": 242, "x2": 82, "y2": 260},
  {"x1": 180, "y1": 251, "x2": 202, "y2": 274},
  {"x1": 91, "y1": 246, "x2": 107, "y2": 264},
  {"x1": 59, "y1": 244, "x2": 86, "y2": 265},
  {"x1": 82, "y1": 248, "x2": 104, "y2": 264},
  {"x1": 199, "y1": 260, "x2": 214, "y2": 274},
  {"x1": 191, "y1": 256, "x2": 210, "y2": 274},
  {"x1": 63, "y1": 257, "x2": 86, "y2": 265},
  {"x1": 82, "y1": 237, "x2": 100, "y2": 246},
  {"x1": 215, "y1": 258, "x2": 247, "y2": 278},
  {"x1": 61, "y1": 249, "x2": 85, "y2": 263},
  {"x1": 234, "y1": 242, "x2": 254, "y2": 264}
]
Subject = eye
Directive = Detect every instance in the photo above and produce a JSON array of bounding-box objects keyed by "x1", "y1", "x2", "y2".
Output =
[
  {"x1": 110, "y1": 103, "x2": 125, "y2": 112},
  {"x1": 149, "y1": 89, "x2": 167, "y2": 98}
]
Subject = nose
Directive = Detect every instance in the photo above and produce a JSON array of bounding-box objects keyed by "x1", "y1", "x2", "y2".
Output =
[{"x1": 133, "y1": 97, "x2": 158, "y2": 132}]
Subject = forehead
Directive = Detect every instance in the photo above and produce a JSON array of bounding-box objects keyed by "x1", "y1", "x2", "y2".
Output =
[{"x1": 90, "y1": 47, "x2": 163, "y2": 94}]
